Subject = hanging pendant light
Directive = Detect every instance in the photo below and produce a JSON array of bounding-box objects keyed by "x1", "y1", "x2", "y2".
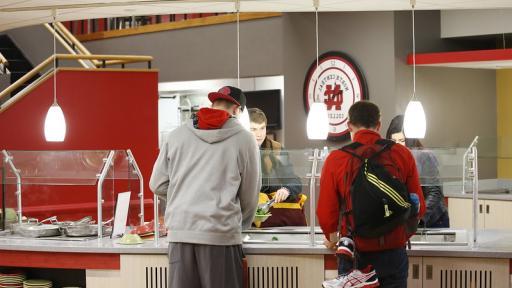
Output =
[
  {"x1": 44, "y1": 9, "x2": 66, "y2": 142},
  {"x1": 403, "y1": 0, "x2": 426, "y2": 139},
  {"x1": 239, "y1": 107, "x2": 250, "y2": 130},
  {"x1": 307, "y1": 102, "x2": 329, "y2": 140},
  {"x1": 306, "y1": 0, "x2": 329, "y2": 140},
  {"x1": 234, "y1": 1, "x2": 251, "y2": 131},
  {"x1": 404, "y1": 100, "x2": 426, "y2": 138}
]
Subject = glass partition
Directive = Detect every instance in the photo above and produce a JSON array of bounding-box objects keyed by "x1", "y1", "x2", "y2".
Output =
[
  {"x1": 244, "y1": 144, "x2": 476, "y2": 246},
  {"x1": 435, "y1": 137, "x2": 512, "y2": 196},
  {"x1": 0, "y1": 150, "x2": 144, "y2": 239},
  {"x1": 0, "y1": 165, "x2": 18, "y2": 231},
  {"x1": 244, "y1": 148, "x2": 324, "y2": 245},
  {"x1": 2, "y1": 150, "x2": 110, "y2": 185}
]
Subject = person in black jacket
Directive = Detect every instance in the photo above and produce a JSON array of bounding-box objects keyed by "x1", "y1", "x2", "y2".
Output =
[{"x1": 386, "y1": 115, "x2": 450, "y2": 228}]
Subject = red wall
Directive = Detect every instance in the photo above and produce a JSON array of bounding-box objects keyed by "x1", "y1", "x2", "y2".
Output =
[{"x1": 0, "y1": 69, "x2": 159, "y2": 223}]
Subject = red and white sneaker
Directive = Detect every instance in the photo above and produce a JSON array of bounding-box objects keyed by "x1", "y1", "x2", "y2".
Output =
[
  {"x1": 336, "y1": 237, "x2": 355, "y2": 259},
  {"x1": 322, "y1": 266, "x2": 379, "y2": 288}
]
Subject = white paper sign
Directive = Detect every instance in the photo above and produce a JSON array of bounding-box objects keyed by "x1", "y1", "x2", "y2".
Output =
[{"x1": 112, "y1": 191, "x2": 131, "y2": 238}]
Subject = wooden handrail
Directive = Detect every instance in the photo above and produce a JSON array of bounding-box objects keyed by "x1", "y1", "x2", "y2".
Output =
[
  {"x1": 45, "y1": 23, "x2": 154, "y2": 68},
  {"x1": 77, "y1": 12, "x2": 282, "y2": 42},
  {"x1": 56, "y1": 22, "x2": 92, "y2": 56},
  {"x1": 44, "y1": 23, "x2": 93, "y2": 69},
  {"x1": 57, "y1": 54, "x2": 153, "y2": 61},
  {"x1": 0, "y1": 56, "x2": 54, "y2": 101},
  {"x1": 55, "y1": 22, "x2": 102, "y2": 67},
  {"x1": 0, "y1": 54, "x2": 153, "y2": 103},
  {"x1": 0, "y1": 53, "x2": 7, "y2": 65}
]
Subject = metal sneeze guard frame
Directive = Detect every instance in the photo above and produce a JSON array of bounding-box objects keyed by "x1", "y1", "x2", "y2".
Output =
[{"x1": 1, "y1": 149, "x2": 145, "y2": 240}]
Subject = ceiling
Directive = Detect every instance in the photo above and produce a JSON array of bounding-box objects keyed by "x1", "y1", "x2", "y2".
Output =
[{"x1": 2, "y1": 0, "x2": 512, "y2": 32}]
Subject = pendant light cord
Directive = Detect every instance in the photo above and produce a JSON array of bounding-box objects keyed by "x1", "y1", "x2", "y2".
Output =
[
  {"x1": 314, "y1": 0, "x2": 319, "y2": 102},
  {"x1": 236, "y1": 0, "x2": 240, "y2": 88},
  {"x1": 411, "y1": 0, "x2": 416, "y2": 99},
  {"x1": 52, "y1": 9, "x2": 57, "y2": 105},
  {"x1": 501, "y1": 10, "x2": 506, "y2": 49}
]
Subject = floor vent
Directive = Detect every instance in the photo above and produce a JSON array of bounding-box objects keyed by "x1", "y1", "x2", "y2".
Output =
[
  {"x1": 145, "y1": 266, "x2": 168, "y2": 288},
  {"x1": 440, "y1": 269, "x2": 493, "y2": 288},
  {"x1": 248, "y1": 266, "x2": 299, "y2": 288}
]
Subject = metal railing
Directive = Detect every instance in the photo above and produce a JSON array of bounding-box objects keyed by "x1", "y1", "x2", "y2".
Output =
[
  {"x1": 44, "y1": 22, "x2": 96, "y2": 68},
  {"x1": 44, "y1": 22, "x2": 148, "y2": 69},
  {"x1": 0, "y1": 53, "x2": 153, "y2": 113},
  {"x1": 462, "y1": 136, "x2": 479, "y2": 246},
  {"x1": 0, "y1": 53, "x2": 9, "y2": 74}
]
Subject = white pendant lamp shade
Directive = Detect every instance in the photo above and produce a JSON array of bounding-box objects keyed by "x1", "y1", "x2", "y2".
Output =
[
  {"x1": 403, "y1": 100, "x2": 426, "y2": 139},
  {"x1": 239, "y1": 108, "x2": 250, "y2": 131},
  {"x1": 307, "y1": 102, "x2": 329, "y2": 140},
  {"x1": 44, "y1": 103, "x2": 66, "y2": 141}
]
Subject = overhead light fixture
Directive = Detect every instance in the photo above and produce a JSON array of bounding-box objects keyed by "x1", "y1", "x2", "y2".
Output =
[
  {"x1": 307, "y1": 103, "x2": 329, "y2": 140},
  {"x1": 403, "y1": 0, "x2": 426, "y2": 139},
  {"x1": 306, "y1": 0, "x2": 329, "y2": 140},
  {"x1": 234, "y1": 0, "x2": 250, "y2": 131},
  {"x1": 44, "y1": 9, "x2": 66, "y2": 142}
]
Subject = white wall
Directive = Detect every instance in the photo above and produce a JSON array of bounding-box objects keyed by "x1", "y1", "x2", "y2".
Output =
[{"x1": 441, "y1": 9, "x2": 512, "y2": 38}]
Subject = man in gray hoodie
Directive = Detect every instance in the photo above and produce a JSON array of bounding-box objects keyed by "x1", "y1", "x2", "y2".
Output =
[{"x1": 150, "y1": 86, "x2": 261, "y2": 288}]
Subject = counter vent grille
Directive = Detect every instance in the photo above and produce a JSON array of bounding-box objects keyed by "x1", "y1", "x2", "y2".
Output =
[
  {"x1": 145, "y1": 266, "x2": 167, "y2": 288},
  {"x1": 248, "y1": 266, "x2": 299, "y2": 288},
  {"x1": 440, "y1": 269, "x2": 492, "y2": 288}
]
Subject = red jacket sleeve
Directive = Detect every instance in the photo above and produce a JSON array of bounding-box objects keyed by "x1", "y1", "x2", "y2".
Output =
[{"x1": 317, "y1": 153, "x2": 342, "y2": 240}]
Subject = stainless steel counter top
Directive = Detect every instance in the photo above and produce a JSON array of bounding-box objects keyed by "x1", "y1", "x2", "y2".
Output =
[
  {"x1": 0, "y1": 230, "x2": 511, "y2": 258},
  {"x1": 444, "y1": 191, "x2": 512, "y2": 201}
]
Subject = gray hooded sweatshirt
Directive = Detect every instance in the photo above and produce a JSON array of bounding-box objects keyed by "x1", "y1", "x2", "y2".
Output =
[{"x1": 150, "y1": 117, "x2": 261, "y2": 245}]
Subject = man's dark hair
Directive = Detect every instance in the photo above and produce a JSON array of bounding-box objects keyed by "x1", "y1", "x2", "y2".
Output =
[{"x1": 348, "y1": 101, "x2": 381, "y2": 129}]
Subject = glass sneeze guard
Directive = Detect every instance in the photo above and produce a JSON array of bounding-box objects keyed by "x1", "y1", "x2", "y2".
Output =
[{"x1": 1, "y1": 149, "x2": 145, "y2": 240}]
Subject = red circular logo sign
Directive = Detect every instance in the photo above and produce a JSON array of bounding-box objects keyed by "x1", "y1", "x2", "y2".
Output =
[{"x1": 303, "y1": 51, "x2": 368, "y2": 140}]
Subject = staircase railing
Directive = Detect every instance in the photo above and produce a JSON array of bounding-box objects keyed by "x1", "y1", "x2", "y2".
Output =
[
  {"x1": 44, "y1": 22, "x2": 130, "y2": 69},
  {"x1": 44, "y1": 22, "x2": 97, "y2": 68},
  {"x1": 0, "y1": 53, "x2": 8, "y2": 74},
  {"x1": 0, "y1": 53, "x2": 153, "y2": 113}
]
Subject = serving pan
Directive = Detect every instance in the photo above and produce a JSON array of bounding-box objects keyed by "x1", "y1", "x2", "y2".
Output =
[
  {"x1": 61, "y1": 218, "x2": 113, "y2": 237},
  {"x1": 15, "y1": 223, "x2": 61, "y2": 238}
]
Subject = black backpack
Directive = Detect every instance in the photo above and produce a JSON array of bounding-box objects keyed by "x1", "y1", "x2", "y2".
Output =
[{"x1": 341, "y1": 139, "x2": 415, "y2": 238}]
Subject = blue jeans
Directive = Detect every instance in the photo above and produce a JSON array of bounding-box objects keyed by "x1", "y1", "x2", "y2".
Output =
[{"x1": 357, "y1": 248, "x2": 408, "y2": 288}]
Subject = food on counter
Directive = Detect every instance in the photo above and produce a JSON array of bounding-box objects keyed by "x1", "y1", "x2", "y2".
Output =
[
  {"x1": 271, "y1": 236, "x2": 279, "y2": 241},
  {"x1": 0, "y1": 208, "x2": 17, "y2": 224},
  {"x1": 118, "y1": 233, "x2": 143, "y2": 245},
  {"x1": 256, "y1": 208, "x2": 271, "y2": 216},
  {"x1": 253, "y1": 209, "x2": 272, "y2": 228},
  {"x1": 130, "y1": 220, "x2": 167, "y2": 237}
]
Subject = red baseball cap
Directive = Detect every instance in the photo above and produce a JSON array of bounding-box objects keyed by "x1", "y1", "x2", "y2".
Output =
[{"x1": 208, "y1": 86, "x2": 247, "y2": 110}]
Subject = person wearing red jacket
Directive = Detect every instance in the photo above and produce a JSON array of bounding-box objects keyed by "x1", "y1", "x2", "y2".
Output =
[{"x1": 317, "y1": 101, "x2": 425, "y2": 288}]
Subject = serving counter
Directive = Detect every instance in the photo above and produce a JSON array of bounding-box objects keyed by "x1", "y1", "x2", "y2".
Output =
[{"x1": 0, "y1": 229, "x2": 510, "y2": 288}]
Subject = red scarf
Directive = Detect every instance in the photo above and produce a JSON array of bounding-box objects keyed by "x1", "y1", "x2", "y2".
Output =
[{"x1": 196, "y1": 108, "x2": 231, "y2": 130}]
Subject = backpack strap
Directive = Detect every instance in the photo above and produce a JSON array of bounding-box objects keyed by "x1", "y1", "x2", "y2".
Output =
[
  {"x1": 340, "y1": 139, "x2": 395, "y2": 161},
  {"x1": 368, "y1": 139, "x2": 395, "y2": 161},
  {"x1": 340, "y1": 142, "x2": 364, "y2": 160}
]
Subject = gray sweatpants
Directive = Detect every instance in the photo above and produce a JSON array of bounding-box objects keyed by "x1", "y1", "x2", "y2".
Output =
[{"x1": 168, "y1": 242, "x2": 244, "y2": 288}]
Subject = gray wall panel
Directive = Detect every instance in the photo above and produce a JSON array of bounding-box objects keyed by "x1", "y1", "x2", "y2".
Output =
[{"x1": 84, "y1": 17, "x2": 284, "y2": 82}]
